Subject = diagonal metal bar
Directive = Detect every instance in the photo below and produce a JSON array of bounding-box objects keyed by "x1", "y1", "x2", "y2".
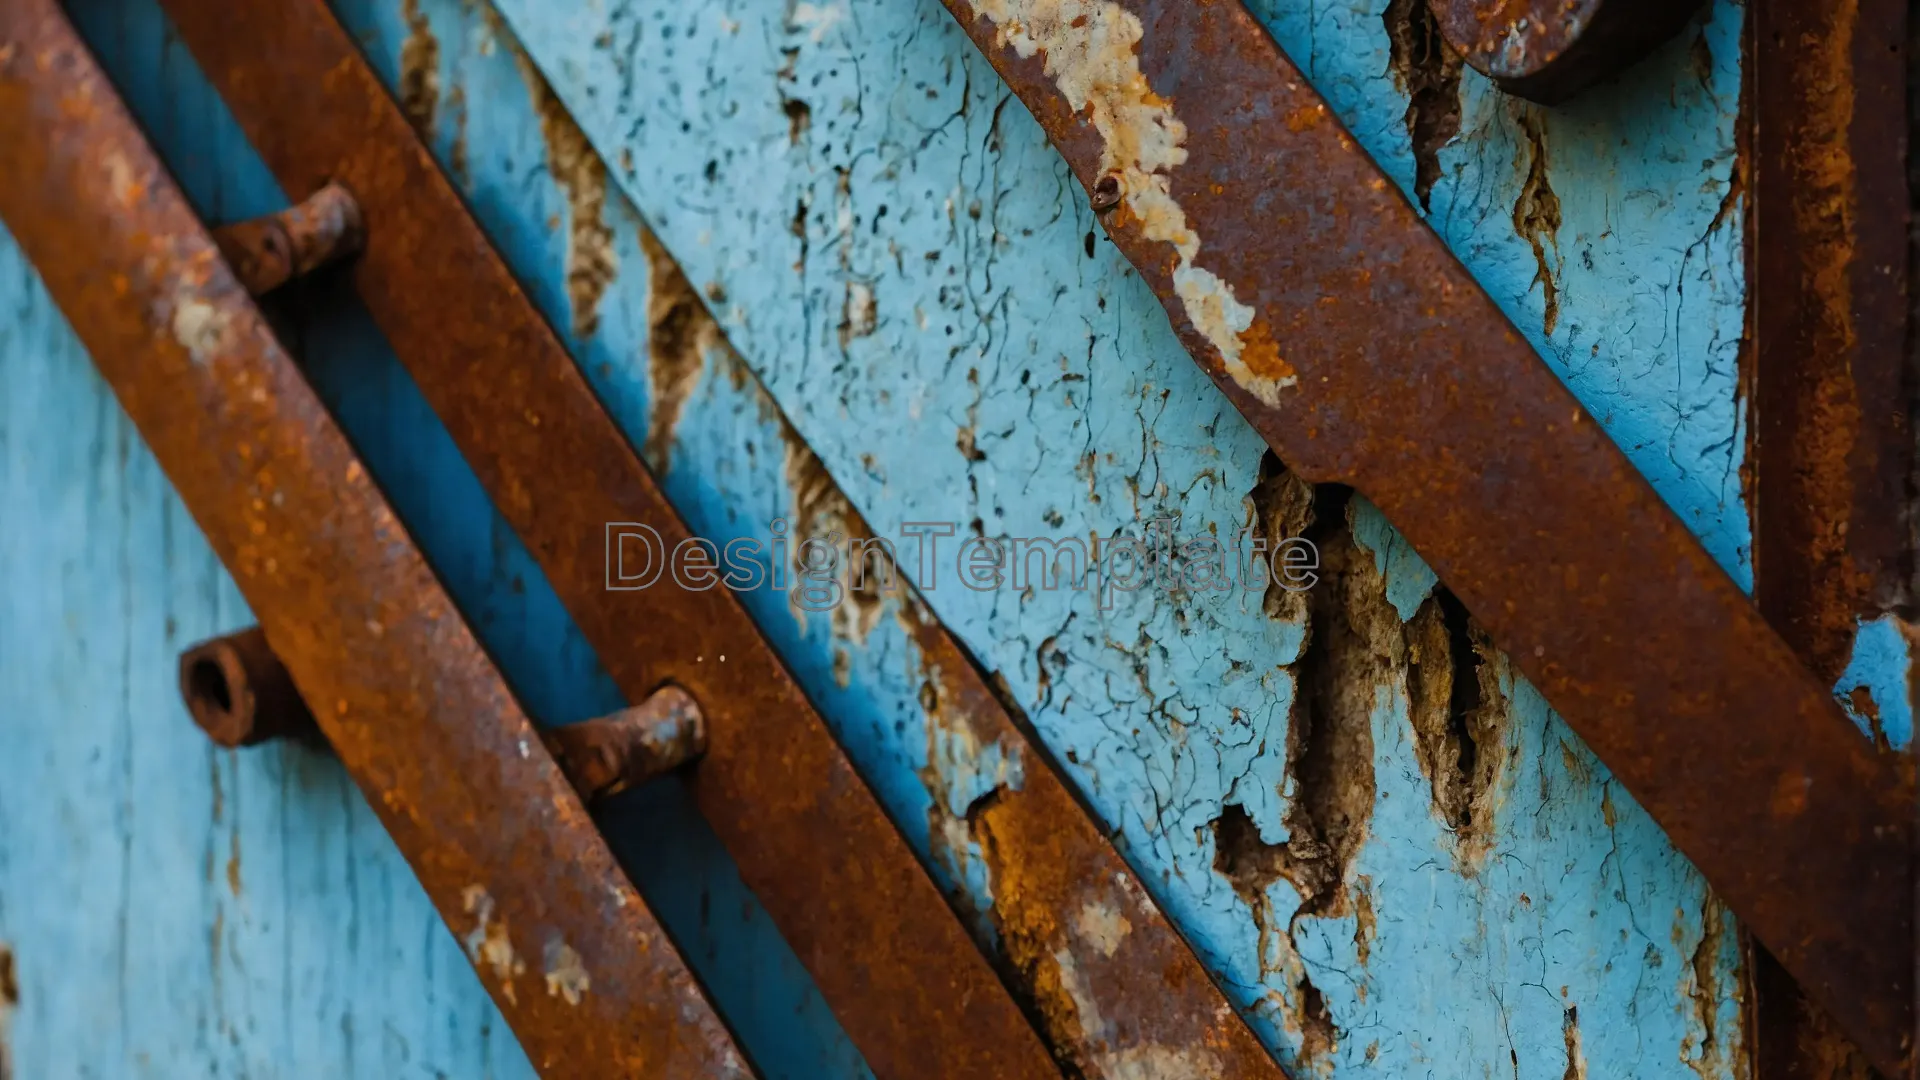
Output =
[
  {"x1": 934, "y1": 0, "x2": 1915, "y2": 1075},
  {"x1": 148, "y1": 2, "x2": 1096, "y2": 1077},
  {"x1": 152, "y1": 1, "x2": 1308, "y2": 1073},
  {"x1": 0, "y1": 5, "x2": 748, "y2": 1076}
]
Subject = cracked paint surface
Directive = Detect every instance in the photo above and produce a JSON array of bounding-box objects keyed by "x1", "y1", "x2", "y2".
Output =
[
  {"x1": 486, "y1": 0, "x2": 1755, "y2": 1074},
  {"x1": 0, "y1": 0, "x2": 1771, "y2": 1077}
]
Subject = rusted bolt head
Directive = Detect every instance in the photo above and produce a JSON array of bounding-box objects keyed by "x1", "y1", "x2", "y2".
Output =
[
  {"x1": 179, "y1": 627, "x2": 321, "y2": 748},
  {"x1": 541, "y1": 685, "x2": 709, "y2": 803},
  {"x1": 1426, "y1": 0, "x2": 1709, "y2": 104},
  {"x1": 1089, "y1": 172, "x2": 1124, "y2": 213}
]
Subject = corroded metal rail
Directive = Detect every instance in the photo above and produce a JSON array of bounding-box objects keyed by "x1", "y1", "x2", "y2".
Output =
[
  {"x1": 150, "y1": 1, "x2": 1297, "y2": 1077},
  {"x1": 936, "y1": 0, "x2": 1915, "y2": 1075},
  {"x1": 0, "y1": 5, "x2": 747, "y2": 1076}
]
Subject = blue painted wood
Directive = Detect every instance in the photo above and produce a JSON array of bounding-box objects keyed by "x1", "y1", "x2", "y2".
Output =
[
  {"x1": 0, "y1": 215, "x2": 537, "y2": 1080},
  {"x1": 0, "y1": 2, "x2": 871, "y2": 1076},
  {"x1": 477, "y1": 0, "x2": 1755, "y2": 1076}
]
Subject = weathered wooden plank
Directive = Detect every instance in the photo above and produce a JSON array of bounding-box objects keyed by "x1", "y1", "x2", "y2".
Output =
[
  {"x1": 0, "y1": 1, "x2": 873, "y2": 1075},
  {"x1": 483, "y1": 0, "x2": 1756, "y2": 1075},
  {"x1": 0, "y1": 222, "x2": 542, "y2": 1079}
]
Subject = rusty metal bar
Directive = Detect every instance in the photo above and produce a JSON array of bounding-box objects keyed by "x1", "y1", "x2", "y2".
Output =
[
  {"x1": 150, "y1": 3, "x2": 1066, "y2": 1078},
  {"x1": 936, "y1": 0, "x2": 1915, "y2": 1075},
  {"x1": 151, "y1": 3, "x2": 1297, "y2": 1075},
  {"x1": 1749, "y1": 0, "x2": 1917, "y2": 1074},
  {"x1": 0, "y1": 7, "x2": 749, "y2": 1076}
]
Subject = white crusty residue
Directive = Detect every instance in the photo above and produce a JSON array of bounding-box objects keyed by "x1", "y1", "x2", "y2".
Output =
[
  {"x1": 461, "y1": 884, "x2": 527, "y2": 1004},
  {"x1": 1072, "y1": 899, "x2": 1132, "y2": 958},
  {"x1": 543, "y1": 939, "x2": 591, "y2": 1006},
  {"x1": 971, "y1": 0, "x2": 1295, "y2": 404},
  {"x1": 169, "y1": 294, "x2": 231, "y2": 366}
]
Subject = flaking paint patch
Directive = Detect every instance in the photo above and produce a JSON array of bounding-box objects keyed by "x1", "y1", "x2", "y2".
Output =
[
  {"x1": 785, "y1": 437, "x2": 892, "y2": 660},
  {"x1": 1102, "y1": 1045, "x2": 1224, "y2": 1079},
  {"x1": 398, "y1": 0, "x2": 441, "y2": 133},
  {"x1": 969, "y1": 0, "x2": 1295, "y2": 403},
  {"x1": 1562, "y1": 1005, "x2": 1586, "y2": 1080},
  {"x1": 913, "y1": 641, "x2": 1026, "y2": 908},
  {"x1": 639, "y1": 227, "x2": 714, "y2": 474},
  {"x1": 542, "y1": 939, "x2": 590, "y2": 1006},
  {"x1": 514, "y1": 46, "x2": 618, "y2": 341},
  {"x1": 1679, "y1": 897, "x2": 1748, "y2": 1080},
  {"x1": 1512, "y1": 111, "x2": 1562, "y2": 336},
  {"x1": 460, "y1": 884, "x2": 526, "y2": 1005},
  {"x1": 1047, "y1": 944, "x2": 1224, "y2": 1078}
]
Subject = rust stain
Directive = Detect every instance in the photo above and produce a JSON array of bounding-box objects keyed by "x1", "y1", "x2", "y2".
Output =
[
  {"x1": 1562, "y1": 1004, "x2": 1586, "y2": 1080},
  {"x1": 638, "y1": 227, "x2": 713, "y2": 475},
  {"x1": 446, "y1": 82, "x2": 469, "y2": 183},
  {"x1": 225, "y1": 827, "x2": 241, "y2": 897},
  {"x1": 1511, "y1": 110, "x2": 1561, "y2": 336},
  {"x1": 513, "y1": 48, "x2": 619, "y2": 341},
  {"x1": 397, "y1": 0, "x2": 440, "y2": 134},
  {"x1": 840, "y1": 279, "x2": 877, "y2": 345},
  {"x1": 1680, "y1": 897, "x2": 1749, "y2": 1080},
  {"x1": 0, "y1": 942, "x2": 15, "y2": 1080},
  {"x1": 1382, "y1": 0, "x2": 1463, "y2": 212}
]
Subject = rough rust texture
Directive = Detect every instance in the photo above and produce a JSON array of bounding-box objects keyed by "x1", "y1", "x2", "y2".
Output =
[
  {"x1": 0, "y1": 6, "x2": 747, "y2": 1076},
  {"x1": 179, "y1": 627, "x2": 324, "y2": 748},
  {"x1": 1749, "y1": 0, "x2": 1915, "y2": 1075},
  {"x1": 539, "y1": 687, "x2": 708, "y2": 803},
  {"x1": 210, "y1": 182, "x2": 363, "y2": 296},
  {"x1": 1751, "y1": 0, "x2": 1913, "y2": 693},
  {"x1": 150, "y1": 3, "x2": 1062, "y2": 1077},
  {"x1": 939, "y1": 0, "x2": 1913, "y2": 1073},
  {"x1": 1426, "y1": 0, "x2": 1710, "y2": 102}
]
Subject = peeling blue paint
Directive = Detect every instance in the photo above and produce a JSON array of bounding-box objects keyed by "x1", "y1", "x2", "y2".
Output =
[
  {"x1": 0, "y1": 0, "x2": 1778, "y2": 1074},
  {"x1": 476, "y1": 0, "x2": 1753, "y2": 1074},
  {"x1": 1835, "y1": 615, "x2": 1916, "y2": 752}
]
